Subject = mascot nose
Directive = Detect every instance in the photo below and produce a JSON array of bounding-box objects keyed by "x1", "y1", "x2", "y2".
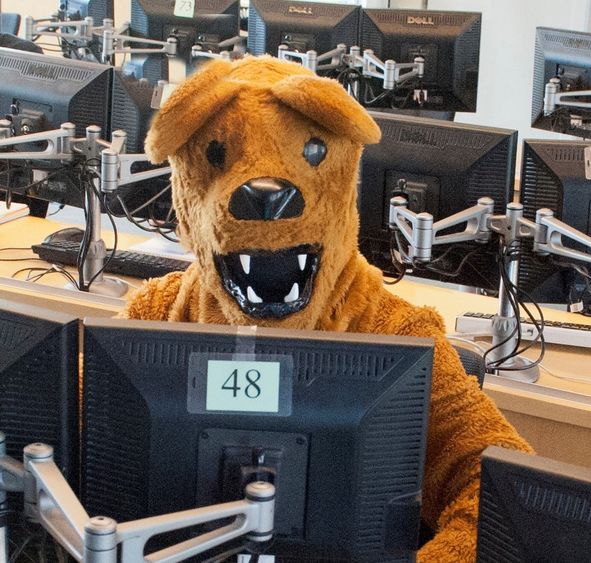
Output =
[{"x1": 228, "y1": 177, "x2": 305, "y2": 220}]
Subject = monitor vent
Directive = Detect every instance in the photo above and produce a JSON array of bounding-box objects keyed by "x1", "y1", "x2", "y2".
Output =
[
  {"x1": 477, "y1": 487, "x2": 522, "y2": 562},
  {"x1": 466, "y1": 139, "x2": 512, "y2": 213},
  {"x1": 247, "y1": 5, "x2": 266, "y2": 55},
  {"x1": 542, "y1": 146, "x2": 585, "y2": 162},
  {"x1": 541, "y1": 29, "x2": 591, "y2": 52},
  {"x1": 378, "y1": 123, "x2": 491, "y2": 151},
  {"x1": 111, "y1": 77, "x2": 145, "y2": 152},
  {"x1": 360, "y1": 13, "x2": 384, "y2": 55},
  {"x1": 0, "y1": 320, "x2": 36, "y2": 351},
  {"x1": 83, "y1": 352, "x2": 150, "y2": 521},
  {"x1": 520, "y1": 150, "x2": 561, "y2": 219},
  {"x1": 0, "y1": 329, "x2": 75, "y2": 478},
  {"x1": 0, "y1": 55, "x2": 95, "y2": 82},
  {"x1": 354, "y1": 370, "x2": 429, "y2": 556},
  {"x1": 453, "y1": 17, "x2": 480, "y2": 108},
  {"x1": 251, "y1": 0, "x2": 353, "y2": 18},
  {"x1": 131, "y1": 0, "x2": 150, "y2": 36},
  {"x1": 512, "y1": 476, "x2": 591, "y2": 524},
  {"x1": 70, "y1": 72, "x2": 111, "y2": 135},
  {"x1": 369, "y1": 10, "x2": 475, "y2": 27},
  {"x1": 87, "y1": 0, "x2": 114, "y2": 21},
  {"x1": 113, "y1": 337, "x2": 405, "y2": 384},
  {"x1": 258, "y1": 344, "x2": 404, "y2": 383},
  {"x1": 532, "y1": 32, "x2": 545, "y2": 123}
]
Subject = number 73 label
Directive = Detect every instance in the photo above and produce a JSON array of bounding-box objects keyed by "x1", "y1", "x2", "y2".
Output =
[
  {"x1": 174, "y1": 0, "x2": 195, "y2": 18},
  {"x1": 188, "y1": 354, "x2": 292, "y2": 415}
]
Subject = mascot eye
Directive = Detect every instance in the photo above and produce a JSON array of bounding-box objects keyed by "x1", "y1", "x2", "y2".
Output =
[
  {"x1": 303, "y1": 138, "x2": 327, "y2": 167},
  {"x1": 206, "y1": 140, "x2": 226, "y2": 169}
]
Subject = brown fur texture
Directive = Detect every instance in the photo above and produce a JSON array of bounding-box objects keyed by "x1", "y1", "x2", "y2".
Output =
[{"x1": 125, "y1": 56, "x2": 533, "y2": 561}]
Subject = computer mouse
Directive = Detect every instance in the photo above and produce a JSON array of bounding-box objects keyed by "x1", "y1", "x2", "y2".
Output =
[{"x1": 43, "y1": 227, "x2": 85, "y2": 245}]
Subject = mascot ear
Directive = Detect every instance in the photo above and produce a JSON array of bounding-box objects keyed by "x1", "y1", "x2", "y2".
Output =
[
  {"x1": 272, "y1": 75, "x2": 381, "y2": 145},
  {"x1": 145, "y1": 59, "x2": 241, "y2": 163}
]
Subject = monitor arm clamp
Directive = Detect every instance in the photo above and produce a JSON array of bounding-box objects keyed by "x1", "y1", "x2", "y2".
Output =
[
  {"x1": 101, "y1": 21, "x2": 178, "y2": 64},
  {"x1": 543, "y1": 77, "x2": 591, "y2": 128},
  {"x1": 0, "y1": 432, "x2": 275, "y2": 563},
  {"x1": 390, "y1": 195, "x2": 591, "y2": 383},
  {"x1": 278, "y1": 43, "x2": 348, "y2": 73}
]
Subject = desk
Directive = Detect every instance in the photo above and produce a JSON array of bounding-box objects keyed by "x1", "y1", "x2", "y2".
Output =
[{"x1": 1, "y1": 215, "x2": 590, "y2": 467}]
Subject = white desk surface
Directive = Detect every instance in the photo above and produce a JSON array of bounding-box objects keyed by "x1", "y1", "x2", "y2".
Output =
[{"x1": 1, "y1": 215, "x2": 590, "y2": 464}]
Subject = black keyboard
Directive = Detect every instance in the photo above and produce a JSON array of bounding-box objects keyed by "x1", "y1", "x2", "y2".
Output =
[{"x1": 31, "y1": 240, "x2": 192, "y2": 280}]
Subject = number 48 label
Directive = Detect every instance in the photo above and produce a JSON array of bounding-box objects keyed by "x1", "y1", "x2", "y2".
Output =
[
  {"x1": 206, "y1": 360, "x2": 281, "y2": 413},
  {"x1": 174, "y1": 0, "x2": 195, "y2": 18}
]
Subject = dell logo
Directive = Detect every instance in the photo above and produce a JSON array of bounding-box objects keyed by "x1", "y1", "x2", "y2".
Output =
[
  {"x1": 288, "y1": 6, "x2": 313, "y2": 15},
  {"x1": 407, "y1": 16, "x2": 435, "y2": 25}
]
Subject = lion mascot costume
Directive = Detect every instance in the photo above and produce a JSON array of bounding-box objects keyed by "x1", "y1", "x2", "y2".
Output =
[{"x1": 123, "y1": 56, "x2": 532, "y2": 561}]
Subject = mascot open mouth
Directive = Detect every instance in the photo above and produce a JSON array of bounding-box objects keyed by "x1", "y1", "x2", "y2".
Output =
[{"x1": 214, "y1": 244, "x2": 321, "y2": 318}]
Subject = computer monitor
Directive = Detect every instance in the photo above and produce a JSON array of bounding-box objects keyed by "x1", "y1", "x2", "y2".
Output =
[
  {"x1": 60, "y1": 0, "x2": 114, "y2": 23},
  {"x1": 477, "y1": 446, "x2": 591, "y2": 562},
  {"x1": 531, "y1": 27, "x2": 591, "y2": 139},
  {"x1": 129, "y1": 0, "x2": 240, "y2": 83},
  {"x1": 359, "y1": 9, "x2": 481, "y2": 114},
  {"x1": 0, "y1": 300, "x2": 79, "y2": 489},
  {"x1": 247, "y1": 0, "x2": 360, "y2": 59},
  {"x1": 518, "y1": 139, "x2": 591, "y2": 308},
  {"x1": 81, "y1": 318, "x2": 434, "y2": 561},
  {"x1": 0, "y1": 47, "x2": 112, "y2": 212},
  {"x1": 358, "y1": 111, "x2": 517, "y2": 292}
]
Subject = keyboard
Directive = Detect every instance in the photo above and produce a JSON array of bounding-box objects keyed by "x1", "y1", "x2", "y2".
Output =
[
  {"x1": 455, "y1": 311, "x2": 591, "y2": 349},
  {"x1": 31, "y1": 240, "x2": 192, "y2": 280}
]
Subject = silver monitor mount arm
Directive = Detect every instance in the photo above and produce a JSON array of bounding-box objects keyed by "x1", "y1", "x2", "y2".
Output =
[
  {"x1": 543, "y1": 77, "x2": 591, "y2": 129},
  {"x1": 0, "y1": 122, "x2": 170, "y2": 297},
  {"x1": 390, "y1": 195, "x2": 591, "y2": 383},
  {"x1": 0, "y1": 432, "x2": 275, "y2": 563}
]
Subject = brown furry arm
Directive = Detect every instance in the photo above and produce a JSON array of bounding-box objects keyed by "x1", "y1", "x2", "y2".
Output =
[
  {"x1": 416, "y1": 331, "x2": 533, "y2": 562},
  {"x1": 119, "y1": 272, "x2": 184, "y2": 320},
  {"x1": 374, "y1": 298, "x2": 533, "y2": 562}
]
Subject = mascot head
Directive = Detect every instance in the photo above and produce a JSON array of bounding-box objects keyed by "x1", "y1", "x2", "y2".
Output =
[{"x1": 146, "y1": 56, "x2": 380, "y2": 329}]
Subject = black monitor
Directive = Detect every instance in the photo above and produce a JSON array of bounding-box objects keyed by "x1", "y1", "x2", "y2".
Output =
[
  {"x1": 60, "y1": 0, "x2": 114, "y2": 22},
  {"x1": 0, "y1": 47, "x2": 112, "y2": 212},
  {"x1": 359, "y1": 111, "x2": 517, "y2": 292},
  {"x1": 81, "y1": 318, "x2": 434, "y2": 561},
  {"x1": 129, "y1": 0, "x2": 240, "y2": 83},
  {"x1": 518, "y1": 139, "x2": 591, "y2": 309},
  {"x1": 360, "y1": 9, "x2": 481, "y2": 114},
  {"x1": 0, "y1": 47, "x2": 111, "y2": 138},
  {"x1": 247, "y1": 0, "x2": 360, "y2": 58},
  {"x1": 0, "y1": 300, "x2": 79, "y2": 489},
  {"x1": 531, "y1": 27, "x2": 591, "y2": 139},
  {"x1": 477, "y1": 446, "x2": 591, "y2": 562}
]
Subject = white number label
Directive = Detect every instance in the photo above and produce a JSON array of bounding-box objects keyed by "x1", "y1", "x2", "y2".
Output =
[
  {"x1": 206, "y1": 360, "x2": 281, "y2": 413},
  {"x1": 174, "y1": 0, "x2": 195, "y2": 18}
]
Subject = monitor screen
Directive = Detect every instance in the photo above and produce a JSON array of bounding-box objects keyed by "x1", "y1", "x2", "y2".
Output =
[
  {"x1": 360, "y1": 9, "x2": 481, "y2": 113},
  {"x1": 247, "y1": 0, "x2": 360, "y2": 59},
  {"x1": 477, "y1": 446, "x2": 591, "y2": 562},
  {"x1": 531, "y1": 27, "x2": 591, "y2": 139},
  {"x1": 129, "y1": 0, "x2": 240, "y2": 82},
  {"x1": 0, "y1": 299, "x2": 79, "y2": 489},
  {"x1": 358, "y1": 111, "x2": 517, "y2": 292},
  {"x1": 518, "y1": 139, "x2": 591, "y2": 308},
  {"x1": 81, "y1": 318, "x2": 434, "y2": 561}
]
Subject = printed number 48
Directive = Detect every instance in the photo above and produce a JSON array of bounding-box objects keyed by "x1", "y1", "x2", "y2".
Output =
[{"x1": 222, "y1": 369, "x2": 262, "y2": 399}]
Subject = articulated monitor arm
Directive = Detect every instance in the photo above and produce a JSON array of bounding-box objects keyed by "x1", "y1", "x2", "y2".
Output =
[
  {"x1": 278, "y1": 43, "x2": 348, "y2": 73},
  {"x1": 543, "y1": 77, "x2": 591, "y2": 116},
  {"x1": 389, "y1": 196, "x2": 591, "y2": 383},
  {"x1": 0, "y1": 432, "x2": 275, "y2": 563}
]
